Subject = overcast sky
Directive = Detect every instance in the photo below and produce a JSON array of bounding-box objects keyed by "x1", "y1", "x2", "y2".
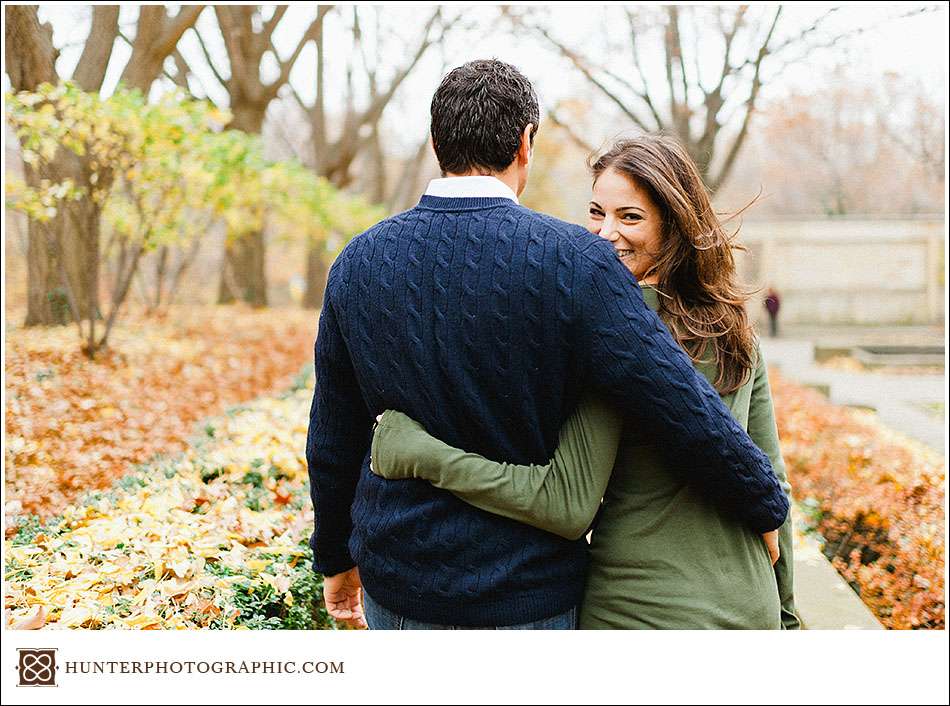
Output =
[{"x1": 23, "y1": 3, "x2": 950, "y2": 154}]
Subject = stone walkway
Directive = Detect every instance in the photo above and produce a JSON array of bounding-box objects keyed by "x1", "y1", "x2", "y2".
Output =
[
  {"x1": 778, "y1": 323, "x2": 945, "y2": 349},
  {"x1": 760, "y1": 337, "x2": 946, "y2": 454},
  {"x1": 792, "y1": 521, "x2": 883, "y2": 630}
]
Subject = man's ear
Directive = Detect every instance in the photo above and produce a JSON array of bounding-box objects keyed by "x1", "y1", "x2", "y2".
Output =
[{"x1": 519, "y1": 123, "x2": 534, "y2": 165}]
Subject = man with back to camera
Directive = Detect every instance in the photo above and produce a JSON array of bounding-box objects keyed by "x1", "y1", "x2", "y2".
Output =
[{"x1": 306, "y1": 59, "x2": 789, "y2": 630}]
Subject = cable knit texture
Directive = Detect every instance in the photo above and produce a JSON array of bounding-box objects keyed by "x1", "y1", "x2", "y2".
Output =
[{"x1": 307, "y1": 195, "x2": 789, "y2": 627}]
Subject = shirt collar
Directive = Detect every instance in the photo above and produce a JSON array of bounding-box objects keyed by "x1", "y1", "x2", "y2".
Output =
[{"x1": 423, "y1": 176, "x2": 519, "y2": 204}]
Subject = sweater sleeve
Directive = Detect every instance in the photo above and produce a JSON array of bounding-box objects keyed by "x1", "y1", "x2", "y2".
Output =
[
  {"x1": 570, "y1": 237, "x2": 789, "y2": 533},
  {"x1": 306, "y1": 290, "x2": 373, "y2": 577},
  {"x1": 747, "y1": 344, "x2": 801, "y2": 629},
  {"x1": 370, "y1": 395, "x2": 622, "y2": 540}
]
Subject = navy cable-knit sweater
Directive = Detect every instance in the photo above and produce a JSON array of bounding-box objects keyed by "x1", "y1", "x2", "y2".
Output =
[{"x1": 306, "y1": 195, "x2": 789, "y2": 627}]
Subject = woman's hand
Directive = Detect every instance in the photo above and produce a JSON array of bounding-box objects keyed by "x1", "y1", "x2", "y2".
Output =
[{"x1": 762, "y1": 530, "x2": 780, "y2": 566}]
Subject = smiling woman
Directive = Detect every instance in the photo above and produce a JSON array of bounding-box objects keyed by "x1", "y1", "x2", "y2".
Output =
[
  {"x1": 587, "y1": 168, "x2": 664, "y2": 286},
  {"x1": 369, "y1": 133, "x2": 798, "y2": 630},
  {"x1": 589, "y1": 136, "x2": 758, "y2": 396}
]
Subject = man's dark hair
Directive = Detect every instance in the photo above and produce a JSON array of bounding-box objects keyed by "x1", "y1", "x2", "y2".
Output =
[{"x1": 430, "y1": 59, "x2": 540, "y2": 175}]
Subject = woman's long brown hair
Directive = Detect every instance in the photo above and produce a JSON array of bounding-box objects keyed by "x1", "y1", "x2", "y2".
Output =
[{"x1": 590, "y1": 135, "x2": 757, "y2": 395}]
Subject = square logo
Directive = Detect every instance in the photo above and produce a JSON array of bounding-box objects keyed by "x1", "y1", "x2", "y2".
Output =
[{"x1": 17, "y1": 648, "x2": 57, "y2": 687}]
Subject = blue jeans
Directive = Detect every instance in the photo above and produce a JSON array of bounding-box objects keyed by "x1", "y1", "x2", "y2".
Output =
[{"x1": 363, "y1": 591, "x2": 577, "y2": 630}]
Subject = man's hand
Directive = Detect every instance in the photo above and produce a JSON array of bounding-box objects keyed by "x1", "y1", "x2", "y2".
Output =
[
  {"x1": 762, "y1": 530, "x2": 780, "y2": 566},
  {"x1": 324, "y1": 566, "x2": 367, "y2": 628}
]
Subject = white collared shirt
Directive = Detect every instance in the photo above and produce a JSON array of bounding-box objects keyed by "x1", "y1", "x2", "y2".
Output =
[{"x1": 423, "y1": 176, "x2": 519, "y2": 204}]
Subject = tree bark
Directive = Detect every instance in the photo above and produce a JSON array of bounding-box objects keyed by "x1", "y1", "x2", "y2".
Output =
[
  {"x1": 183, "y1": 6, "x2": 324, "y2": 307},
  {"x1": 217, "y1": 103, "x2": 269, "y2": 306},
  {"x1": 70, "y1": 195, "x2": 103, "y2": 326},
  {"x1": 72, "y1": 6, "x2": 120, "y2": 91},
  {"x1": 4, "y1": 5, "x2": 57, "y2": 87},
  {"x1": 8, "y1": 6, "x2": 199, "y2": 326},
  {"x1": 23, "y1": 198, "x2": 69, "y2": 326},
  {"x1": 301, "y1": 245, "x2": 330, "y2": 310},
  {"x1": 218, "y1": 230, "x2": 269, "y2": 306},
  {"x1": 5, "y1": 6, "x2": 90, "y2": 326},
  {"x1": 119, "y1": 6, "x2": 205, "y2": 92}
]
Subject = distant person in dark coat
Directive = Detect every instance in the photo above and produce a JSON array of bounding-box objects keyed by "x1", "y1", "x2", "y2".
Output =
[{"x1": 764, "y1": 288, "x2": 781, "y2": 337}]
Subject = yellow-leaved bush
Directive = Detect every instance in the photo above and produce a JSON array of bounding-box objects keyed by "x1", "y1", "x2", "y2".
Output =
[{"x1": 5, "y1": 82, "x2": 381, "y2": 300}]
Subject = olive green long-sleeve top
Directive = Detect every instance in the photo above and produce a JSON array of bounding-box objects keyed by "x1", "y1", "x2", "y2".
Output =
[{"x1": 371, "y1": 286, "x2": 799, "y2": 630}]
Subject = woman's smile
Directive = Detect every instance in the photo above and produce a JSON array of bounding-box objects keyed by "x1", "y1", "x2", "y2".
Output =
[{"x1": 587, "y1": 167, "x2": 663, "y2": 281}]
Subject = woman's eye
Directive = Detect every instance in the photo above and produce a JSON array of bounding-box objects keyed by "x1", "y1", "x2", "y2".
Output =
[
  {"x1": 588, "y1": 209, "x2": 603, "y2": 218},
  {"x1": 622, "y1": 213, "x2": 642, "y2": 222}
]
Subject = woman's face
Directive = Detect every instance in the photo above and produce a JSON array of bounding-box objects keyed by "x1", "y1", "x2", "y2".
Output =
[{"x1": 587, "y1": 167, "x2": 663, "y2": 281}]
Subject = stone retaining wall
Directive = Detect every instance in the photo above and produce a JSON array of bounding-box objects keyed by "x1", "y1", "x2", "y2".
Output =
[{"x1": 738, "y1": 217, "x2": 944, "y2": 325}]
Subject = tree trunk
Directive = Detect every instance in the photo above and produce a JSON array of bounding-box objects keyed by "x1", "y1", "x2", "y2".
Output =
[
  {"x1": 217, "y1": 102, "x2": 269, "y2": 306},
  {"x1": 24, "y1": 216, "x2": 69, "y2": 326},
  {"x1": 3, "y1": 6, "x2": 57, "y2": 89},
  {"x1": 79, "y1": 197, "x2": 102, "y2": 320},
  {"x1": 62, "y1": 186, "x2": 103, "y2": 322},
  {"x1": 20, "y1": 145, "x2": 103, "y2": 327},
  {"x1": 218, "y1": 230, "x2": 268, "y2": 306},
  {"x1": 302, "y1": 245, "x2": 330, "y2": 310},
  {"x1": 5, "y1": 6, "x2": 73, "y2": 326},
  {"x1": 8, "y1": 5, "x2": 183, "y2": 326},
  {"x1": 302, "y1": 168, "x2": 349, "y2": 310},
  {"x1": 24, "y1": 211, "x2": 102, "y2": 325}
]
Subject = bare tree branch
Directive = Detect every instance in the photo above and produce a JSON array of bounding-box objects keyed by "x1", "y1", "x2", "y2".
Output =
[
  {"x1": 170, "y1": 49, "x2": 196, "y2": 92},
  {"x1": 709, "y1": 7, "x2": 781, "y2": 190},
  {"x1": 262, "y1": 5, "x2": 289, "y2": 37},
  {"x1": 547, "y1": 105, "x2": 597, "y2": 154},
  {"x1": 73, "y1": 5, "x2": 120, "y2": 92},
  {"x1": 265, "y1": 19, "x2": 320, "y2": 101},
  {"x1": 214, "y1": 6, "x2": 250, "y2": 90},
  {"x1": 119, "y1": 5, "x2": 205, "y2": 92},
  {"x1": 360, "y1": 9, "x2": 442, "y2": 126},
  {"x1": 190, "y1": 24, "x2": 228, "y2": 87},
  {"x1": 669, "y1": 6, "x2": 692, "y2": 124},
  {"x1": 318, "y1": 7, "x2": 444, "y2": 183},
  {"x1": 532, "y1": 20, "x2": 655, "y2": 132},
  {"x1": 160, "y1": 6, "x2": 206, "y2": 57},
  {"x1": 308, "y1": 5, "x2": 334, "y2": 160},
  {"x1": 289, "y1": 83, "x2": 311, "y2": 116},
  {"x1": 711, "y1": 5, "x2": 747, "y2": 96},
  {"x1": 624, "y1": 8, "x2": 665, "y2": 130},
  {"x1": 766, "y1": 6, "x2": 839, "y2": 57},
  {"x1": 514, "y1": 5, "x2": 911, "y2": 191}
]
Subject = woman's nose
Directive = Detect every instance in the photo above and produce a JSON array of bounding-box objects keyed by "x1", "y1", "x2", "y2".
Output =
[{"x1": 600, "y1": 219, "x2": 621, "y2": 242}]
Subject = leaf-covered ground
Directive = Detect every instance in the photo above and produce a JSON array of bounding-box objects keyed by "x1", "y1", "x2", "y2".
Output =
[
  {"x1": 772, "y1": 371, "x2": 945, "y2": 629},
  {"x1": 4, "y1": 310, "x2": 944, "y2": 629},
  {"x1": 5, "y1": 377, "x2": 335, "y2": 630},
  {"x1": 4, "y1": 305, "x2": 317, "y2": 525}
]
